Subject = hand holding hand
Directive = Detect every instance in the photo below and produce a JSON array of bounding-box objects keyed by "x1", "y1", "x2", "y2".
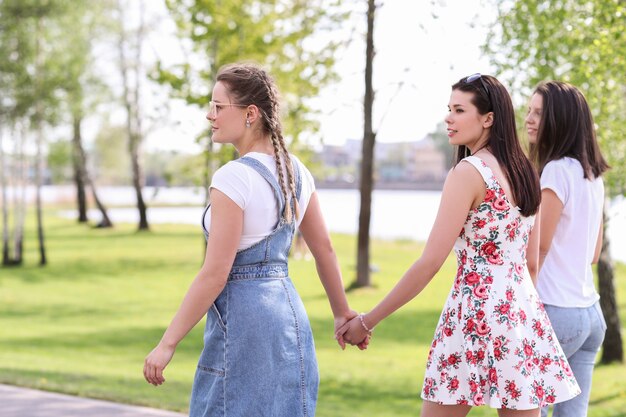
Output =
[
  {"x1": 336, "y1": 314, "x2": 372, "y2": 350},
  {"x1": 334, "y1": 309, "x2": 359, "y2": 350},
  {"x1": 143, "y1": 342, "x2": 176, "y2": 386}
]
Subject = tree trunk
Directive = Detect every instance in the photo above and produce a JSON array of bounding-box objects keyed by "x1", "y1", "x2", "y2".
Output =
[
  {"x1": 34, "y1": 18, "x2": 47, "y2": 266},
  {"x1": 118, "y1": 0, "x2": 148, "y2": 231},
  {"x1": 12, "y1": 125, "x2": 26, "y2": 265},
  {"x1": 73, "y1": 113, "x2": 113, "y2": 228},
  {"x1": 354, "y1": 0, "x2": 376, "y2": 288},
  {"x1": 130, "y1": 140, "x2": 148, "y2": 230},
  {"x1": 598, "y1": 203, "x2": 623, "y2": 363},
  {"x1": 72, "y1": 115, "x2": 88, "y2": 223},
  {"x1": 0, "y1": 123, "x2": 10, "y2": 266},
  {"x1": 35, "y1": 125, "x2": 47, "y2": 266}
]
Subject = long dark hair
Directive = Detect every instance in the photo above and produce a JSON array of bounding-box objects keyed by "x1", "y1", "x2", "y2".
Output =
[
  {"x1": 216, "y1": 63, "x2": 299, "y2": 222},
  {"x1": 529, "y1": 81, "x2": 609, "y2": 179},
  {"x1": 452, "y1": 75, "x2": 541, "y2": 216}
]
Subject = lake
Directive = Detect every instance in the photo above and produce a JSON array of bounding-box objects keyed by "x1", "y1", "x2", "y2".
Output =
[{"x1": 49, "y1": 185, "x2": 626, "y2": 263}]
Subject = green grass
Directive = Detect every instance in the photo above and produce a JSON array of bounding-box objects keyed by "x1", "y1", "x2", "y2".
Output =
[{"x1": 1, "y1": 214, "x2": 625, "y2": 416}]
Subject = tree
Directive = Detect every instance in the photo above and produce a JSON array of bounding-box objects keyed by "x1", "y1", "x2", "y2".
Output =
[
  {"x1": 354, "y1": 0, "x2": 376, "y2": 288},
  {"x1": 0, "y1": 0, "x2": 71, "y2": 266},
  {"x1": 157, "y1": 0, "x2": 346, "y2": 204},
  {"x1": 116, "y1": 0, "x2": 149, "y2": 230},
  {"x1": 56, "y1": 0, "x2": 114, "y2": 227},
  {"x1": 486, "y1": 0, "x2": 625, "y2": 363}
]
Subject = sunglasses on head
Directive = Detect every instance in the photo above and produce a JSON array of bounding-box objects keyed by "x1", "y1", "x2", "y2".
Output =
[{"x1": 464, "y1": 73, "x2": 492, "y2": 110}]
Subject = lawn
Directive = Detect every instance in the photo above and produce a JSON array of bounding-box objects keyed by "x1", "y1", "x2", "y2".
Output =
[{"x1": 1, "y1": 214, "x2": 625, "y2": 416}]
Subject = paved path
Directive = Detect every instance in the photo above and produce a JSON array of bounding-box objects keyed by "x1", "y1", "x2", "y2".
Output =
[{"x1": 0, "y1": 384, "x2": 186, "y2": 417}]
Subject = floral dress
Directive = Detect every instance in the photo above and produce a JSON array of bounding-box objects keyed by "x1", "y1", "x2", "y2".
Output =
[{"x1": 421, "y1": 156, "x2": 580, "y2": 409}]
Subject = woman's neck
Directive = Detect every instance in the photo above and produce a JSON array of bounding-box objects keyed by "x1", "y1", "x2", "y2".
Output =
[{"x1": 237, "y1": 135, "x2": 274, "y2": 156}]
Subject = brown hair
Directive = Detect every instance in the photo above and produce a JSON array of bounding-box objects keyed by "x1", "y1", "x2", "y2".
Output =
[
  {"x1": 452, "y1": 75, "x2": 541, "y2": 216},
  {"x1": 216, "y1": 63, "x2": 299, "y2": 222},
  {"x1": 529, "y1": 81, "x2": 609, "y2": 179}
]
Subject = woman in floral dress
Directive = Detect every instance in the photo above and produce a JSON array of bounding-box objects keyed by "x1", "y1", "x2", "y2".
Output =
[{"x1": 337, "y1": 74, "x2": 580, "y2": 416}]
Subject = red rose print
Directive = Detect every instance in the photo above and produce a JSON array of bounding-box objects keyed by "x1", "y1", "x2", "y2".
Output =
[
  {"x1": 473, "y1": 219, "x2": 486, "y2": 229},
  {"x1": 523, "y1": 344, "x2": 533, "y2": 357},
  {"x1": 464, "y1": 319, "x2": 476, "y2": 334},
  {"x1": 535, "y1": 385, "x2": 545, "y2": 399},
  {"x1": 489, "y1": 368, "x2": 498, "y2": 383},
  {"x1": 449, "y1": 378, "x2": 459, "y2": 390},
  {"x1": 493, "y1": 197, "x2": 507, "y2": 211},
  {"x1": 481, "y1": 241, "x2": 498, "y2": 256},
  {"x1": 465, "y1": 272, "x2": 481, "y2": 285},
  {"x1": 494, "y1": 348, "x2": 502, "y2": 359},
  {"x1": 469, "y1": 380, "x2": 478, "y2": 392},
  {"x1": 487, "y1": 253, "x2": 504, "y2": 265},
  {"x1": 473, "y1": 284, "x2": 489, "y2": 299},
  {"x1": 485, "y1": 189, "x2": 496, "y2": 201},
  {"x1": 498, "y1": 303, "x2": 511, "y2": 314},
  {"x1": 476, "y1": 310, "x2": 485, "y2": 320},
  {"x1": 476, "y1": 322, "x2": 490, "y2": 336}
]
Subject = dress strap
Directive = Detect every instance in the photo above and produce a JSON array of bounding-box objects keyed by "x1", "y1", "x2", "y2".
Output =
[
  {"x1": 462, "y1": 155, "x2": 496, "y2": 187},
  {"x1": 236, "y1": 156, "x2": 286, "y2": 216},
  {"x1": 235, "y1": 155, "x2": 303, "y2": 221}
]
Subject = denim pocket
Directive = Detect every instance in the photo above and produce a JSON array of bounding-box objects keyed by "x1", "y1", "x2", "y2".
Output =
[
  {"x1": 211, "y1": 304, "x2": 227, "y2": 332},
  {"x1": 593, "y1": 302, "x2": 607, "y2": 333},
  {"x1": 197, "y1": 365, "x2": 225, "y2": 377},
  {"x1": 545, "y1": 305, "x2": 583, "y2": 346}
]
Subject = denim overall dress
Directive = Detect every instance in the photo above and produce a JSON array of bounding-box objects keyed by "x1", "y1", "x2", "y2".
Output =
[{"x1": 190, "y1": 156, "x2": 319, "y2": 417}]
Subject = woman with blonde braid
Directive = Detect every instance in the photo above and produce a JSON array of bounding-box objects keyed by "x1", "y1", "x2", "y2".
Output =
[{"x1": 143, "y1": 63, "x2": 362, "y2": 417}]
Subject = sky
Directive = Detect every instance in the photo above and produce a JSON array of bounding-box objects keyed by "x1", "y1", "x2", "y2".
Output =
[{"x1": 138, "y1": 1, "x2": 497, "y2": 153}]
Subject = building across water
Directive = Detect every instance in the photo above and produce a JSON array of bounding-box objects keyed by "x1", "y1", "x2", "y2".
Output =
[{"x1": 313, "y1": 137, "x2": 448, "y2": 190}]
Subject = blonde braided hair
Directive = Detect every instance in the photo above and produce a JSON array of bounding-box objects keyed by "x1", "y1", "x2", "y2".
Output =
[{"x1": 216, "y1": 63, "x2": 299, "y2": 223}]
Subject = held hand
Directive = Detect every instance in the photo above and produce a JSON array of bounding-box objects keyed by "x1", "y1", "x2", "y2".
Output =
[
  {"x1": 336, "y1": 315, "x2": 372, "y2": 350},
  {"x1": 334, "y1": 309, "x2": 359, "y2": 350},
  {"x1": 143, "y1": 342, "x2": 176, "y2": 386}
]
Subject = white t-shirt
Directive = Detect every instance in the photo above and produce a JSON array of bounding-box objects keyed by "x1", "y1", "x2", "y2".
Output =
[
  {"x1": 203, "y1": 152, "x2": 316, "y2": 250},
  {"x1": 537, "y1": 157, "x2": 604, "y2": 308}
]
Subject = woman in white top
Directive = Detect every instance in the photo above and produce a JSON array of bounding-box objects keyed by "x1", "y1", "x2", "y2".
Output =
[
  {"x1": 525, "y1": 81, "x2": 610, "y2": 417},
  {"x1": 143, "y1": 63, "x2": 363, "y2": 417}
]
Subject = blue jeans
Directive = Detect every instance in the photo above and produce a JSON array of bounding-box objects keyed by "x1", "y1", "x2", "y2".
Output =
[{"x1": 541, "y1": 302, "x2": 606, "y2": 417}]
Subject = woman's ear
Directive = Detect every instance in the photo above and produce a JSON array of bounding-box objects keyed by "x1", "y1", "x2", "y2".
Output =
[
  {"x1": 483, "y1": 112, "x2": 494, "y2": 128},
  {"x1": 246, "y1": 104, "x2": 260, "y2": 125}
]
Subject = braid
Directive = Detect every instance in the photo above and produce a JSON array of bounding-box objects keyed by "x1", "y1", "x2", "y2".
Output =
[
  {"x1": 263, "y1": 70, "x2": 298, "y2": 223},
  {"x1": 270, "y1": 133, "x2": 292, "y2": 222},
  {"x1": 277, "y1": 133, "x2": 299, "y2": 221}
]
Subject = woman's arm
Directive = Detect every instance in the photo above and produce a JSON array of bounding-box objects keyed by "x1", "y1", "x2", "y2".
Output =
[
  {"x1": 298, "y1": 192, "x2": 357, "y2": 346},
  {"x1": 144, "y1": 189, "x2": 243, "y2": 385},
  {"x1": 592, "y1": 219, "x2": 603, "y2": 264},
  {"x1": 526, "y1": 207, "x2": 541, "y2": 286},
  {"x1": 537, "y1": 189, "x2": 564, "y2": 272},
  {"x1": 340, "y1": 162, "x2": 483, "y2": 343}
]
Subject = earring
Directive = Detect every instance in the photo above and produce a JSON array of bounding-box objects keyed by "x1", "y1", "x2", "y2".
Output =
[{"x1": 245, "y1": 119, "x2": 251, "y2": 128}]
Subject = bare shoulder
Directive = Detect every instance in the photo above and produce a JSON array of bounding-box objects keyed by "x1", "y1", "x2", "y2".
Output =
[
  {"x1": 442, "y1": 160, "x2": 485, "y2": 207},
  {"x1": 446, "y1": 160, "x2": 484, "y2": 187}
]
